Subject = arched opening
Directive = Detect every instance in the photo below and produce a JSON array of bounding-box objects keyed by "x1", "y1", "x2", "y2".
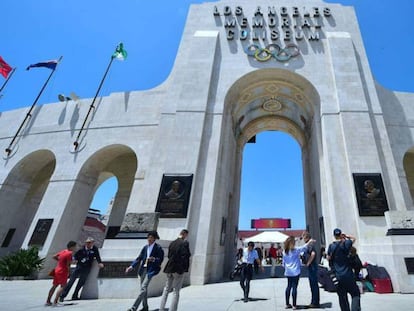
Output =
[
  {"x1": 50, "y1": 145, "x2": 137, "y2": 250},
  {"x1": 403, "y1": 147, "x2": 414, "y2": 206},
  {"x1": 239, "y1": 131, "x2": 305, "y2": 231},
  {"x1": 220, "y1": 68, "x2": 322, "y2": 276},
  {"x1": 80, "y1": 176, "x2": 119, "y2": 248},
  {"x1": 0, "y1": 150, "x2": 56, "y2": 256}
]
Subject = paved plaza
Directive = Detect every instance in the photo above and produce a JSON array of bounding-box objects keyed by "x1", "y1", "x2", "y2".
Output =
[{"x1": 0, "y1": 276, "x2": 412, "y2": 311}]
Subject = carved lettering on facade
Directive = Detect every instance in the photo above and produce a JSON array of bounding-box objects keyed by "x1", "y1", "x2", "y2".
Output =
[{"x1": 214, "y1": 5, "x2": 332, "y2": 42}]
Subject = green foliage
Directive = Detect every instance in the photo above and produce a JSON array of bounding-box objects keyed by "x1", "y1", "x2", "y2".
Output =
[{"x1": 0, "y1": 246, "x2": 45, "y2": 277}]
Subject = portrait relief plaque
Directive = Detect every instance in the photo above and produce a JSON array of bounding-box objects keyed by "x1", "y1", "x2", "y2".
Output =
[
  {"x1": 155, "y1": 174, "x2": 193, "y2": 218},
  {"x1": 353, "y1": 173, "x2": 389, "y2": 216},
  {"x1": 28, "y1": 218, "x2": 53, "y2": 247}
]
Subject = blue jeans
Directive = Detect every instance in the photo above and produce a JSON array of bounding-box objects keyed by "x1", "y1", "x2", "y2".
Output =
[
  {"x1": 285, "y1": 275, "x2": 300, "y2": 306},
  {"x1": 308, "y1": 264, "x2": 320, "y2": 305}
]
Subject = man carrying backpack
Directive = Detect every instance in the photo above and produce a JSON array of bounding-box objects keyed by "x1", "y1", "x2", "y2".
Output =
[{"x1": 327, "y1": 228, "x2": 361, "y2": 311}]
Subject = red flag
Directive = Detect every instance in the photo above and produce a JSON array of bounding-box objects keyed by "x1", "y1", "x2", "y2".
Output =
[{"x1": 0, "y1": 56, "x2": 12, "y2": 79}]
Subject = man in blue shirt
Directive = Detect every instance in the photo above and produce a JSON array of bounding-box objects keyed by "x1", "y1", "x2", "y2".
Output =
[
  {"x1": 327, "y1": 228, "x2": 360, "y2": 311},
  {"x1": 240, "y1": 241, "x2": 264, "y2": 303},
  {"x1": 303, "y1": 231, "x2": 320, "y2": 308}
]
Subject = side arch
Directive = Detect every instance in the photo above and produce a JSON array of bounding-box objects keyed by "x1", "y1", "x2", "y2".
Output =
[
  {"x1": 0, "y1": 150, "x2": 56, "y2": 256},
  {"x1": 51, "y1": 144, "x2": 138, "y2": 250}
]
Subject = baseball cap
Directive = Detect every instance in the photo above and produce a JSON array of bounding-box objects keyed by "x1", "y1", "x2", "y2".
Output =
[
  {"x1": 333, "y1": 228, "x2": 342, "y2": 236},
  {"x1": 85, "y1": 237, "x2": 94, "y2": 242}
]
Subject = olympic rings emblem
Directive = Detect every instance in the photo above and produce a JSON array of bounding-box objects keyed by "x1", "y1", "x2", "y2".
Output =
[{"x1": 244, "y1": 43, "x2": 300, "y2": 62}]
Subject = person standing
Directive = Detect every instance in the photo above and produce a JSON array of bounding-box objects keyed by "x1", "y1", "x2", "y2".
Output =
[
  {"x1": 268, "y1": 243, "x2": 278, "y2": 277},
  {"x1": 283, "y1": 236, "x2": 314, "y2": 309},
  {"x1": 254, "y1": 245, "x2": 263, "y2": 274},
  {"x1": 327, "y1": 228, "x2": 361, "y2": 311},
  {"x1": 239, "y1": 241, "x2": 264, "y2": 303},
  {"x1": 60, "y1": 237, "x2": 104, "y2": 301},
  {"x1": 159, "y1": 229, "x2": 191, "y2": 311},
  {"x1": 125, "y1": 231, "x2": 164, "y2": 311},
  {"x1": 302, "y1": 231, "x2": 320, "y2": 308},
  {"x1": 45, "y1": 241, "x2": 77, "y2": 306}
]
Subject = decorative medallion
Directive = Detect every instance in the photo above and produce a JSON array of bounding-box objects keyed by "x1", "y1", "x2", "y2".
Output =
[{"x1": 262, "y1": 97, "x2": 283, "y2": 112}]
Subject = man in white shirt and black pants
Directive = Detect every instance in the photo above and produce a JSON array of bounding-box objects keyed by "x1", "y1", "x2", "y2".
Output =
[{"x1": 239, "y1": 241, "x2": 264, "y2": 303}]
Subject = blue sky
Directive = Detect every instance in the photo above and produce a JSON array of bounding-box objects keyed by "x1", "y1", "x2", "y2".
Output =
[{"x1": 2, "y1": 0, "x2": 413, "y2": 230}]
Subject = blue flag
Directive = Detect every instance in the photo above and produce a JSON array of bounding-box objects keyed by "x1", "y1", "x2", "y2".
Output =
[{"x1": 26, "y1": 59, "x2": 58, "y2": 71}]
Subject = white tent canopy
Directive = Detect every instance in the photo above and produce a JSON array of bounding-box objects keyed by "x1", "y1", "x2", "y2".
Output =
[{"x1": 244, "y1": 231, "x2": 289, "y2": 244}]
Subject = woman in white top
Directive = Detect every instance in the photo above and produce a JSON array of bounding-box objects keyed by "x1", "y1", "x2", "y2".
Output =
[
  {"x1": 239, "y1": 241, "x2": 264, "y2": 303},
  {"x1": 282, "y1": 236, "x2": 314, "y2": 309}
]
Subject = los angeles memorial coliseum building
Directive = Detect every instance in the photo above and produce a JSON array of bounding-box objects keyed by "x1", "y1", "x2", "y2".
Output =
[{"x1": 1, "y1": 0, "x2": 413, "y2": 296}]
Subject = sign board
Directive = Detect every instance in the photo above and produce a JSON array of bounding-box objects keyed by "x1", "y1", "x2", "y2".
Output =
[{"x1": 251, "y1": 218, "x2": 291, "y2": 229}]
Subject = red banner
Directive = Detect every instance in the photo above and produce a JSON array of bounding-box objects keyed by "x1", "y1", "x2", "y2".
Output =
[{"x1": 251, "y1": 218, "x2": 291, "y2": 229}]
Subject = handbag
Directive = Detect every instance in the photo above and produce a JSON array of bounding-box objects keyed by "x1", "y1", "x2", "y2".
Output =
[{"x1": 48, "y1": 268, "x2": 55, "y2": 277}]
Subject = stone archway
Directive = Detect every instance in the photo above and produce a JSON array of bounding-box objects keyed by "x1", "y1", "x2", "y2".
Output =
[
  {"x1": 221, "y1": 68, "x2": 322, "y2": 274},
  {"x1": 0, "y1": 150, "x2": 56, "y2": 256},
  {"x1": 48, "y1": 144, "x2": 138, "y2": 256}
]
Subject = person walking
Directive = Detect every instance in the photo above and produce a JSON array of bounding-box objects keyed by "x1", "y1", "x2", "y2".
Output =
[
  {"x1": 327, "y1": 228, "x2": 361, "y2": 311},
  {"x1": 268, "y1": 243, "x2": 278, "y2": 277},
  {"x1": 45, "y1": 241, "x2": 77, "y2": 306},
  {"x1": 159, "y1": 229, "x2": 191, "y2": 311},
  {"x1": 283, "y1": 236, "x2": 314, "y2": 309},
  {"x1": 59, "y1": 237, "x2": 104, "y2": 301},
  {"x1": 302, "y1": 231, "x2": 320, "y2": 308},
  {"x1": 125, "y1": 231, "x2": 164, "y2": 311},
  {"x1": 239, "y1": 241, "x2": 264, "y2": 303}
]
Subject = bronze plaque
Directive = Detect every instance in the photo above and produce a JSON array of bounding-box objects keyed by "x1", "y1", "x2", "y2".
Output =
[
  {"x1": 155, "y1": 174, "x2": 193, "y2": 218},
  {"x1": 353, "y1": 173, "x2": 389, "y2": 216},
  {"x1": 28, "y1": 219, "x2": 53, "y2": 247},
  {"x1": 98, "y1": 261, "x2": 137, "y2": 278}
]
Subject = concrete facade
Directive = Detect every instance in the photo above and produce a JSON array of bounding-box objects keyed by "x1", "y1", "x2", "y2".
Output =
[{"x1": 0, "y1": 0, "x2": 414, "y2": 295}]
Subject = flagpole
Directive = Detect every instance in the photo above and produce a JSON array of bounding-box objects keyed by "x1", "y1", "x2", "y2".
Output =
[
  {"x1": 0, "y1": 67, "x2": 16, "y2": 96},
  {"x1": 73, "y1": 55, "x2": 115, "y2": 151},
  {"x1": 5, "y1": 56, "x2": 63, "y2": 156}
]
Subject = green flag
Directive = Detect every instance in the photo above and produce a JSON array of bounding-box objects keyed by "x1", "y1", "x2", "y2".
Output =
[{"x1": 112, "y1": 43, "x2": 127, "y2": 60}]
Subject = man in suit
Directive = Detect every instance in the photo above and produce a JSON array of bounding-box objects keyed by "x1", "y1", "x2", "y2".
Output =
[
  {"x1": 60, "y1": 237, "x2": 104, "y2": 301},
  {"x1": 125, "y1": 231, "x2": 164, "y2": 311},
  {"x1": 159, "y1": 229, "x2": 191, "y2": 311}
]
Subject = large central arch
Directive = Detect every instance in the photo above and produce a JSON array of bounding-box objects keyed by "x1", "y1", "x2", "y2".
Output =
[{"x1": 220, "y1": 68, "x2": 322, "y2": 273}]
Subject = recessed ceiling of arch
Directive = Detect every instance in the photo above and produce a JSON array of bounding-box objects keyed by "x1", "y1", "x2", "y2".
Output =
[
  {"x1": 81, "y1": 144, "x2": 137, "y2": 173},
  {"x1": 232, "y1": 82, "x2": 313, "y2": 144},
  {"x1": 238, "y1": 115, "x2": 306, "y2": 149},
  {"x1": 232, "y1": 80, "x2": 313, "y2": 120},
  {"x1": 10, "y1": 150, "x2": 56, "y2": 181},
  {"x1": 225, "y1": 68, "x2": 320, "y2": 145}
]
